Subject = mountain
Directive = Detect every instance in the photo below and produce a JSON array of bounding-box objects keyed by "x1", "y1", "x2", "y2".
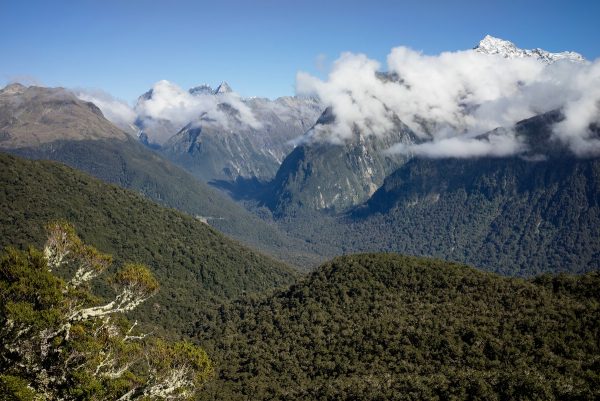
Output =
[
  {"x1": 474, "y1": 35, "x2": 586, "y2": 63},
  {"x1": 257, "y1": 111, "x2": 600, "y2": 276},
  {"x1": 0, "y1": 83, "x2": 130, "y2": 147},
  {"x1": 214, "y1": 81, "x2": 233, "y2": 94},
  {"x1": 133, "y1": 85, "x2": 182, "y2": 146},
  {"x1": 189, "y1": 83, "x2": 216, "y2": 95},
  {"x1": 0, "y1": 152, "x2": 298, "y2": 336},
  {"x1": 160, "y1": 97, "x2": 321, "y2": 183},
  {"x1": 196, "y1": 253, "x2": 600, "y2": 400},
  {"x1": 0, "y1": 83, "x2": 323, "y2": 268},
  {"x1": 161, "y1": 95, "x2": 321, "y2": 182},
  {"x1": 258, "y1": 36, "x2": 586, "y2": 214},
  {"x1": 343, "y1": 112, "x2": 600, "y2": 276},
  {"x1": 263, "y1": 107, "x2": 416, "y2": 214},
  {"x1": 133, "y1": 80, "x2": 322, "y2": 182}
]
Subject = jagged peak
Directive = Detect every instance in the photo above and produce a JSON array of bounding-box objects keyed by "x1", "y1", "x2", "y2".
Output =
[
  {"x1": 474, "y1": 35, "x2": 585, "y2": 64},
  {"x1": 475, "y1": 35, "x2": 518, "y2": 53},
  {"x1": 214, "y1": 81, "x2": 233, "y2": 94}
]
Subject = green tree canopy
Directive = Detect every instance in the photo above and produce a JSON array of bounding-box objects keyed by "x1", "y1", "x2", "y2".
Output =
[{"x1": 0, "y1": 222, "x2": 212, "y2": 400}]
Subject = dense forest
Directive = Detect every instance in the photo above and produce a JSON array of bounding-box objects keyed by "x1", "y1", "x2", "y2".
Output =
[
  {"x1": 1, "y1": 153, "x2": 598, "y2": 400},
  {"x1": 263, "y1": 153, "x2": 600, "y2": 277},
  {"x1": 0, "y1": 153, "x2": 297, "y2": 336},
  {"x1": 196, "y1": 253, "x2": 600, "y2": 400},
  {"x1": 7, "y1": 138, "x2": 323, "y2": 268},
  {"x1": 0, "y1": 222, "x2": 212, "y2": 400}
]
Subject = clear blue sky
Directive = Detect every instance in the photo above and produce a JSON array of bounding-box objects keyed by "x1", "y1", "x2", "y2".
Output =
[{"x1": 1, "y1": 0, "x2": 598, "y2": 102}]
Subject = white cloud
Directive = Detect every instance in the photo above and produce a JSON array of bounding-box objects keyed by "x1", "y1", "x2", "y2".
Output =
[
  {"x1": 135, "y1": 80, "x2": 262, "y2": 132},
  {"x1": 386, "y1": 130, "x2": 525, "y2": 159},
  {"x1": 76, "y1": 81, "x2": 264, "y2": 145},
  {"x1": 75, "y1": 89, "x2": 137, "y2": 133},
  {"x1": 296, "y1": 46, "x2": 600, "y2": 158},
  {"x1": 551, "y1": 61, "x2": 600, "y2": 156}
]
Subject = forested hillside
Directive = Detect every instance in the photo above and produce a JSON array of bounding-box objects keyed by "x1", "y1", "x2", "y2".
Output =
[
  {"x1": 8, "y1": 138, "x2": 323, "y2": 268},
  {"x1": 0, "y1": 83, "x2": 322, "y2": 268},
  {"x1": 349, "y1": 154, "x2": 600, "y2": 276},
  {"x1": 0, "y1": 152, "x2": 298, "y2": 336},
  {"x1": 196, "y1": 253, "x2": 600, "y2": 400}
]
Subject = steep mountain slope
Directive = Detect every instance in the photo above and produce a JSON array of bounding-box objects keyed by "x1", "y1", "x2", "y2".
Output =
[
  {"x1": 265, "y1": 108, "x2": 416, "y2": 214},
  {"x1": 0, "y1": 152, "x2": 298, "y2": 336},
  {"x1": 160, "y1": 92, "x2": 322, "y2": 182},
  {"x1": 197, "y1": 253, "x2": 599, "y2": 400},
  {"x1": 260, "y1": 111, "x2": 600, "y2": 276},
  {"x1": 351, "y1": 156, "x2": 600, "y2": 276},
  {"x1": 0, "y1": 83, "x2": 322, "y2": 267},
  {"x1": 345, "y1": 112, "x2": 600, "y2": 276}
]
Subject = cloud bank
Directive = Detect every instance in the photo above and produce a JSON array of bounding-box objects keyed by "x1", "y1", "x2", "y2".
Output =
[
  {"x1": 135, "y1": 80, "x2": 261, "y2": 132},
  {"x1": 77, "y1": 80, "x2": 263, "y2": 144},
  {"x1": 75, "y1": 89, "x2": 137, "y2": 133},
  {"x1": 296, "y1": 47, "x2": 600, "y2": 157}
]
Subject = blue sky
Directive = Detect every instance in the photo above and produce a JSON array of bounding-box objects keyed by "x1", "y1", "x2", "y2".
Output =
[{"x1": 1, "y1": 0, "x2": 599, "y2": 102}]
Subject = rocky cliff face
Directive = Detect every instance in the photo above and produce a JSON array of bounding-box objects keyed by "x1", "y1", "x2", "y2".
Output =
[
  {"x1": 161, "y1": 95, "x2": 322, "y2": 182},
  {"x1": 266, "y1": 108, "x2": 417, "y2": 214}
]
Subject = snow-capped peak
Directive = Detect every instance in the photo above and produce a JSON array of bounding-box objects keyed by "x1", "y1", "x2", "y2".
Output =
[
  {"x1": 214, "y1": 81, "x2": 233, "y2": 94},
  {"x1": 474, "y1": 35, "x2": 585, "y2": 64}
]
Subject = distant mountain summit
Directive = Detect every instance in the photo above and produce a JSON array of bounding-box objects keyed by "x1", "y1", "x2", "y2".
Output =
[
  {"x1": 162, "y1": 95, "x2": 322, "y2": 181},
  {"x1": 474, "y1": 35, "x2": 585, "y2": 63},
  {"x1": 0, "y1": 83, "x2": 128, "y2": 148},
  {"x1": 214, "y1": 81, "x2": 233, "y2": 94},
  {"x1": 189, "y1": 84, "x2": 214, "y2": 95}
]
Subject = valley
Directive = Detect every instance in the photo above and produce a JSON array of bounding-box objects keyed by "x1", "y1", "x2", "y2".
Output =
[{"x1": 1, "y1": 12, "x2": 599, "y2": 400}]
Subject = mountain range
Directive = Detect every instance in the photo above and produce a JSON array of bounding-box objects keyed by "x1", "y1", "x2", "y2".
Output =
[
  {"x1": 0, "y1": 83, "x2": 326, "y2": 268},
  {"x1": 1, "y1": 33, "x2": 599, "y2": 401},
  {"x1": 2, "y1": 35, "x2": 597, "y2": 279},
  {"x1": 135, "y1": 81, "x2": 322, "y2": 182}
]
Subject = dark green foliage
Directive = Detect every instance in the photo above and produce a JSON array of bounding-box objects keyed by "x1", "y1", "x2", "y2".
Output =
[
  {"x1": 7, "y1": 139, "x2": 322, "y2": 268},
  {"x1": 0, "y1": 374, "x2": 38, "y2": 401},
  {"x1": 350, "y1": 155, "x2": 600, "y2": 276},
  {"x1": 262, "y1": 154, "x2": 600, "y2": 277},
  {"x1": 0, "y1": 152, "x2": 297, "y2": 336},
  {"x1": 196, "y1": 254, "x2": 600, "y2": 400},
  {"x1": 0, "y1": 244, "x2": 212, "y2": 400}
]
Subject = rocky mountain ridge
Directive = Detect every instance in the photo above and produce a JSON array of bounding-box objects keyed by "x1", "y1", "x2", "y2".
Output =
[{"x1": 474, "y1": 34, "x2": 585, "y2": 63}]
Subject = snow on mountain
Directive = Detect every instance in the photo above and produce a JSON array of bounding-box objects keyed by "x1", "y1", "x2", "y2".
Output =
[{"x1": 474, "y1": 35, "x2": 586, "y2": 64}]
